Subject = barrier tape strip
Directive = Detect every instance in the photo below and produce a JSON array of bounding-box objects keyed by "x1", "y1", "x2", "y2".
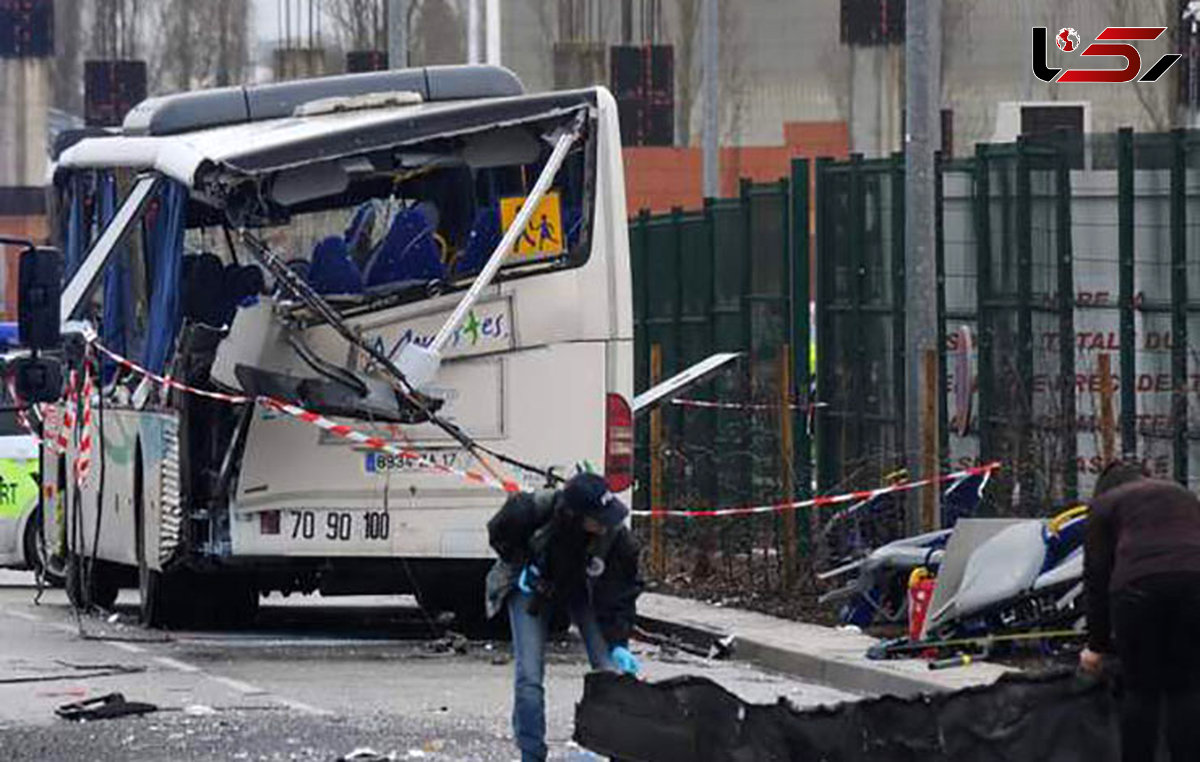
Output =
[
  {"x1": 629, "y1": 462, "x2": 1001, "y2": 519},
  {"x1": 670, "y1": 398, "x2": 830, "y2": 412},
  {"x1": 822, "y1": 469, "x2": 994, "y2": 530},
  {"x1": 259, "y1": 397, "x2": 522, "y2": 494},
  {"x1": 97, "y1": 343, "x2": 252, "y2": 405},
  {"x1": 90, "y1": 340, "x2": 522, "y2": 494},
  {"x1": 74, "y1": 362, "x2": 94, "y2": 487}
]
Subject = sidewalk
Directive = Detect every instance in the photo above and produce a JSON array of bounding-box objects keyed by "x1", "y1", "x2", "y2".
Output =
[{"x1": 637, "y1": 592, "x2": 1011, "y2": 698}]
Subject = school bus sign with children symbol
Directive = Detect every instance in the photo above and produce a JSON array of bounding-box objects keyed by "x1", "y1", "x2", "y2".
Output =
[{"x1": 501, "y1": 191, "x2": 565, "y2": 260}]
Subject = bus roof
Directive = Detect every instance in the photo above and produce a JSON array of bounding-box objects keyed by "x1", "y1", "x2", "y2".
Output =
[
  {"x1": 123, "y1": 65, "x2": 525, "y2": 137},
  {"x1": 57, "y1": 84, "x2": 598, "y2": 188}
]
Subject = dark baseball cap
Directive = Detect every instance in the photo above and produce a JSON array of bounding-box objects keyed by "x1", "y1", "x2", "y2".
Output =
[{"x1": 562, "y1": 473, "x2": 629, "y2": 527}]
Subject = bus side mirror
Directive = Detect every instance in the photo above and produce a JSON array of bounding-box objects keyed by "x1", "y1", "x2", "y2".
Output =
[
  {"x1": 18, "y1": 246, "x2": 62, "y2": 350},
  {"x1": 13, "y1": 356, "x2": 63, "y2": 404}
]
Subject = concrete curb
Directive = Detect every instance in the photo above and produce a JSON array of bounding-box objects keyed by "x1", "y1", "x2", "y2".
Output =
[{"x1": 636, "y1": 593, "x2": 1010, "y2": 698}]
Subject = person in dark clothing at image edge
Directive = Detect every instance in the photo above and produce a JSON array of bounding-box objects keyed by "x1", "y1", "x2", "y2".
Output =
[
  {"x1": 1080, "y1": 460, "x2": 1200, "y2": 762},
  {"x1": 485, "y1": 472, "x2": 642, "y2": 762}
]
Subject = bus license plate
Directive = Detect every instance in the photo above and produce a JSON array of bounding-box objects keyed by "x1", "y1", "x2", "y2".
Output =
[{"x1": 285, "y1": 509, "x2": 391, "y2": 542}]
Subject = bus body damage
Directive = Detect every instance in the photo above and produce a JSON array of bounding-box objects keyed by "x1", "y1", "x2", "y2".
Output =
[{"x1": 31, "y1": 68, "x2": 634, "y2": 624}]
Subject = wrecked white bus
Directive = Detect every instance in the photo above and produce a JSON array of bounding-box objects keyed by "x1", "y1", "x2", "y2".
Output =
[{"x1": 16, "y1": 65, "x2": 634, "y2": 626}]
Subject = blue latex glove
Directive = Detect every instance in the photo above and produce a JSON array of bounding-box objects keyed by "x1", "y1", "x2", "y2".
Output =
[
  {"x1": 517, "y1": 564, "x2": 541, "y2": 595},
  {"x1": 610, "y1": 645, "x2": 640, "y2": 676}
]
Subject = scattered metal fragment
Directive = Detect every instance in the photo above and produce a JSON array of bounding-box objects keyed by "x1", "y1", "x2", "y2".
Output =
[{"x1": 56, "y1": 693, "x2": 158, "y2": 721}]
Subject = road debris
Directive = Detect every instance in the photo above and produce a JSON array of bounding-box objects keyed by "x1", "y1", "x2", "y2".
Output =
[{"x1": 56, "y1": 693, "x2": 158, "y2": 721}]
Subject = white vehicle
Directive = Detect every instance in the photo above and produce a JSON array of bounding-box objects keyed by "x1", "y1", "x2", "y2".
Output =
[
  {"x1": 24, "y1": 66, "x2": 634, "y2": 626},
  {"x1": 0, "y1": 410, "x2": 43, "y2": 574}
]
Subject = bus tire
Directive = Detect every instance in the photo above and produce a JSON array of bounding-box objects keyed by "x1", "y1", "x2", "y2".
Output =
[
  {"x1": 24, "y1": 512, "x2": 64, "y2": 587},
  {"x1": 22, "y1": 512, "x2": 44, "y2": 578},
  {"x1": 133, "y1": 445, "x2": 166, "y2": 628},
  {"x1": 138, "y1": 562, "x2": 164, "y2": 627},
  {"x1": 63, "y1": 553, "x2": 120, "y2": 610},
  {"x1": 210, "y1": 577, "x2": 259, "y2": 627},
  {"x1": 64, "y1": 552, "x2": 85, "y2": 609},
  {"x1": 225, "y1": 580, "x2": 260, "y2": 627},
  {"x1": 87, "y1": 562, "x2": 120, "y2": 610}
]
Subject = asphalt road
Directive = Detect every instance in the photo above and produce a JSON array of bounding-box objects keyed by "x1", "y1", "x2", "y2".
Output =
[{"x1": 0, "y1": 571, "x2": 855, "y2": 761}]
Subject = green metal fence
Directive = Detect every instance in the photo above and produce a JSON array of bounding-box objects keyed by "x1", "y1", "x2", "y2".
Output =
[
  {"x1": 630, "y1": 162, "x2": 813, "y2": 587},
  {"x1": 816, "y1": 129, "x2": 1200, "y2": 515}
]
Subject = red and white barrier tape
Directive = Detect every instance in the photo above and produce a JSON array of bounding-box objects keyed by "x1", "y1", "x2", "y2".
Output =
[
  {"x1": 259, "y1": 398, "x2": 522, "y2": 494},
  {"x1": 670, "y1": 398, "x2": 795, "y2": 411},
  {"x1": 629, "y1": 462, "x2": 1001, "y2": 519},
  {"x1": 73, "y1": 363, "x2": 95, "y2": 487},
  {"x1": 670, "y1": 398, "x2": 828, "y2": 412},
  {"x1": 96, "y1": 343, "x2": 252, "y2": 405},
  {"x1": 91, "y1": 340, "x2": 522, "y2": 494}
]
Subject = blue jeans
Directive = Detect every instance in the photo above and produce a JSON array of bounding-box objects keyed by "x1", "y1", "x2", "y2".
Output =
[{"x1": 508, "y1": 589, "x2": 614, "y2": 762}]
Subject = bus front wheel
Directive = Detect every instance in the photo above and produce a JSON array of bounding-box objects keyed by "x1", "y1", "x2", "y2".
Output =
[
  {"x1": 64, "y1": 553, "x2": 120, "y2": 611},
  {"x1": 138, "y1": 560, "x2": 165, "y2": 627}
]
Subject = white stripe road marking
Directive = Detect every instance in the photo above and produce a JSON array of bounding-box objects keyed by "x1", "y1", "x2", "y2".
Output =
[
  {"x1": 206, "y1": 675, "x2": 268, "y2": 696},
  {"x1": 153, "y1": 656, "x2": 202, "y2": 674},
  {"x1": 105, "y1": 641, "x2": 146, "y2": 654},
  {"x1": 274, "y1": 697, "x2": 333, "y2": 716},
  {"x1": 152, "y1": 653, "x2": 328, "y2": 715},
  {"x1": 2, "y1": 611, "x2": 333, "y2": 718}
]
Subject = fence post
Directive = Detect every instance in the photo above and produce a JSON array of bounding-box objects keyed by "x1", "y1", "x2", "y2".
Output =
[
  {"x1": 670, "y1": 205, "x2": 685, "y2": 475},
  {"x1": 1016, "y1": 137, "x2": 1035, "y2": 511},
  {"x1": 740, "y1": 178, "x2": 755, "y2": 505},
  {"x1": 891, "y1": 153, "x2": 908, "y2": 474},
  {"x1": 921, "y1": 348, "x2": 939, "y2": 531},
  {"x1": 1171, "y1": 128, "x2": 1188, "y2": 486},
  {"x1": 1117, "y1": 128, "x2": 1137, "y2": 459},
  {"x1": 1056, "y1": 147, "x2": 1078, "y2": 502},
  {"x1": 848, "y1": 154, "x2": 866, "y2": 475},
  {"x1": 935, "y1": 151, "x2": 949, "y2": 471},
  {"x1": 779, "y1": 345, "x2": 796, "y2": 588},
  {"x1": 649, "y1": 343, "x2": 665, "y2": 580},
  {"x1": 1099, "y1": 353, "x2": 1116, "y2": 463},
  {"x1": 790, "y1": 159, "x2": 813, "y2": 551},
  {"x1": 974, "y1": 145, "x2": 994, "y2": 510},
  {"x1": 815, "y1": 157, "x2": 836, "y2": 492},
  {"x1": 705, "y1": 197, "x2": 722, "y2": 509},
  {"x1": 633, "y1": 209, "x2": 651, "y2": 511}
]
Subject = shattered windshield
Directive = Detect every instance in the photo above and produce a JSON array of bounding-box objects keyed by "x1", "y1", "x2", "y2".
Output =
[{"x1": 208, "y1": 117, "x2": 595, "y2": 309}]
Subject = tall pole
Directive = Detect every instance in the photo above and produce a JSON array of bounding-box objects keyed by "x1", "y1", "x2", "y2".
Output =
[
  {"x1": 701, "y1": 0, "x2": 719, "y2": 198},
  {"x1": 904, "y1": 0, "x2": 942, "y2": 532},
  {"x1": 467, "y1": 0, "x2": 480, "y2": 64},
  {"x1": 388, "y1": 0, "x2": 409, "y2": 69},
  {"x1": 486, "y1": 0, "x2": 501, "y2": 65}
]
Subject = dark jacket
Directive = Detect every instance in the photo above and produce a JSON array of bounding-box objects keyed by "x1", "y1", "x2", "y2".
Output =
[
  {"x1": 484, "y1": 489, "x2": 642, "y2": 647},
  {"x1": 1084, "y1": 479, "x2": 1200, "y2": 652}
]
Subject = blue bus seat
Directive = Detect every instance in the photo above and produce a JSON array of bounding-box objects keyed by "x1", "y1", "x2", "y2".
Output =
[
  {"x1": 456, "y1": 206, "x2": 501, "y2": 278},
  {"x1": 363, "y1": 206, "x2": 445, "y2": 288},
  {"x1": 308, "y1": 236, "x2": 364, "y2": 295}
]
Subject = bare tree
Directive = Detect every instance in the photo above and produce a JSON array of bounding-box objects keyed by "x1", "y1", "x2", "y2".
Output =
[
  {"x1": 326, "y1": 0, "x2": 386, "y2": 51},
  {"x1": 671, "y1": 1, "x2": 746, "y2": 153},
  {"x1": 53, "y1": 0, "x2": 86, "y2": 113},
  {"x1": 672, "y1": 0, "x2": 700, "y2": 146},
  {"x1": 718, "y1": 3, "x2": 749, "y2": 163},
  {"x1": 148, "y1": 0, "x2": 252, "y2": 93},
  {"x1": 1108, "y1": 0, "x2": 1173, "y2": 130},
  {"x1": 411, "y1": 0, "x2": 465, "y2": 65}
]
